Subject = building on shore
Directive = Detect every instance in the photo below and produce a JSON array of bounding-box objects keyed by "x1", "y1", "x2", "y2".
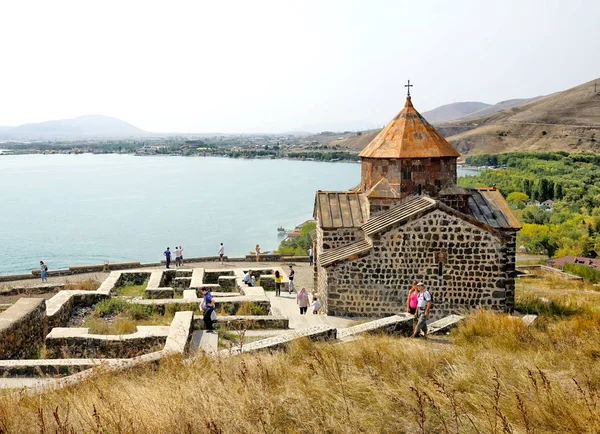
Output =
[{"x1": 312, "y1": 94, "x2": 521, "y2": 318}]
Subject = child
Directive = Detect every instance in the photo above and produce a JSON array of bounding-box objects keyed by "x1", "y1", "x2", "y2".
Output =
[
  {"x1": 251, "y1": 275, "x2": 257, "y2": 287},
  {"x1": 310, "y1": 296, "x2": 321, "y2": 314}
]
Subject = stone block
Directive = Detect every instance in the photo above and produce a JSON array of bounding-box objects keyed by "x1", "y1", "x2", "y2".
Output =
[
  {"x1": 163, "y1": 311, "x2": 194, "y2": 354},
  {"x1": 259, "y1": 275, "x2": 275, "y2": 290},
  {"x1": 193, "y1": 315, "x2": 289, "y2": 330},
  {"x1": 521, "y1": 314, "x2": 538, "y2": 327},
  {"x1": 45, "y1": 326, "x2": 170, "y2": 359},
  {"x1": 0, "y1": 298, "x2": 47, "y2": 359},
  {"x1": 428, "y1": 315, "x2": 465, "y2": 335},
  {"x1": 223, "y1": 324, "x2": 337, "y2": 355},
  {"x1": 337, "y1": 314, "x2": 414, "y2": 340}
]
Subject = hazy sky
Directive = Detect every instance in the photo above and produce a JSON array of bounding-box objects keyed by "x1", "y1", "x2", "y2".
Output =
[{"x1": 1, "y1": 0, "x2": 599, "y2": 133}]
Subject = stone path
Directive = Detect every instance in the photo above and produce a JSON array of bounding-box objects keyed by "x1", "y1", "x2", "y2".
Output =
[
  {"x1": 266, "y1": 291, "x2": 357, "y2": 330},
  {"x1": 189, "y1": 330, "x2": 218, "y2": 355}
]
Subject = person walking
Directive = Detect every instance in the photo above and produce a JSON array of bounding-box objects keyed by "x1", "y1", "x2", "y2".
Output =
[
  {"x1": 218, "y1": 242, "x2": 225, "y2": 265},
  {"x1": 308, "y1": 246, "x2": 314, "y2": 266},
  {"x1": 310, "y1": 296, "x2": 321, "y2": 314},
  {"x1": 255, "y1": 244, "x2": 261, "y2": 262},
  {"x1": 274, "y1": 270, "x2": 283, "y2": 296},
  {"x1": 201, "y1": 287, "x2": 216, "y2": 332},
  {"x1": 163, "y1": 247, "x2": 172, "y2": 269},
  {"x1": 174, "y1": 246, "x2": 182, "y2": 267},
  {"x1": 406, "y1": 281, "x2": 418, "y2": 315},
  {"x1": 287, "y1": 265, "x2": 295, "y2": 294},
  {"x1": 411, "y1": 282, "x2": 432, "y2": 339},
  {"x1": 40, "y1": 260, "x2": 48, "y2": 282},
  {"x1": 297, "y1": 287, "x2": 310, "y2": 314}
]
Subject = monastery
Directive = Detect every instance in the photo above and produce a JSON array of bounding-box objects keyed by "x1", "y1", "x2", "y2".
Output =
[{"x1": 312, "y1": 90, "x2": 521, "y2": 318}]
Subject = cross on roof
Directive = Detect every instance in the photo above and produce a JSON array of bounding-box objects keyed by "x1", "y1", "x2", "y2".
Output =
[{"x1": 405, "y1": 80, "x2": 413, "y2": 97}]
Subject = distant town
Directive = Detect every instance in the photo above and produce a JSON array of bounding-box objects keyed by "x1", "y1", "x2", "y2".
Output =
[{"x1": 0, "y1": 132, "x2": 363, "y2": 162}]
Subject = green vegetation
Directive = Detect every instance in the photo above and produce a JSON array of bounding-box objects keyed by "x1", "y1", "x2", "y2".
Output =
[
  {"x1": 563, "y1": 263, "x2": 600, "y2": 283},
  {"x1": 278, "y1": 222, "x2": 316, "y2": 256},
  {"x1": 116, "y1": 279, "x2": 148, "y2": 297},
  {"x1": 460, "y1": 152, "x2": 600, "y2": 258},
  {"x1": 85, "y1": 298, "x2": 172, "y2": 334}
]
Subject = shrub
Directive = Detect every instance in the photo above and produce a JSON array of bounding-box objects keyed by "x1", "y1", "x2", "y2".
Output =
[
  {"x1": 126, "y1": 304, "x2": 157, "y2": 321},
  {"x1": 94, "y1": 298, "x2": 128, "y2": 318},
  {"x1": 563, "y1": 263, "x2": 600, "y2": 283}
]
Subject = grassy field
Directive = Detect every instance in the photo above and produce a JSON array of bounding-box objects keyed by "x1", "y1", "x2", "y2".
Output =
[{"x1": 0, "y1": 274, "x2": 599, "y2": 433}]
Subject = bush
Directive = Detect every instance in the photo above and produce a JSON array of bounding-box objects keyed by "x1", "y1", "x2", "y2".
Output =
[
  {"x1": 126, "y1": 304, "x2": 157, "y2": 320},
  {"x1": 94, "y1": 298, "x2": 128, "y2": 318},
  {"x1": 563, "y1": 263, "x2": 600, "y2": 283}
]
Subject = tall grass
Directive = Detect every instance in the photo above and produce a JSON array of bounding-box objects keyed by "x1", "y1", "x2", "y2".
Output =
[{"x1": 0, "y1": 331, "x2": 599, "y2": 433}]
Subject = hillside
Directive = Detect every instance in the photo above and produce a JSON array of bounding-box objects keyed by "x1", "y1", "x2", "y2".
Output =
[
  {"x1": 1, "y1": 115, "x2": 145, "y2": 140},
  {"x1": 421, "y1": 101, "x2": 490, "y2": 123},
  {"x1": 444, "y1": 78, "x2": 600, "y2": 155},
  {"x1": 459, "y1": 96, "x2": 542, "y2": 120}
]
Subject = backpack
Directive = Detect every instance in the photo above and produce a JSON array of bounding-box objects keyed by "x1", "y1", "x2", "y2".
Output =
[
  {"x1": 420, "y1": 290, "x2": 433, "y2": 307},
  {"x1": 44, "y1": 264, "x2": 48, "y2": 272}
]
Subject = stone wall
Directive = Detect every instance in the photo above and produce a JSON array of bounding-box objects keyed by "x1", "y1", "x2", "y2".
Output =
[
  {"x1": 0, "y1": 298, "x2": 46, "y2": 359},
  {"x1": 361, "y1": 157, "x2": 457, "y2": 201},
  {"x1": 320, "y1": 227, "x2": 363, "y2": 251},
  {"x1": 323, "y1": 209, "x2": 515, "y2": 318}
]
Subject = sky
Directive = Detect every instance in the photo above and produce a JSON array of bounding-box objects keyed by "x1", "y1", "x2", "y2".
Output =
[{"x1": 0, "y1": 0, "x2": 599, "y2": 133}]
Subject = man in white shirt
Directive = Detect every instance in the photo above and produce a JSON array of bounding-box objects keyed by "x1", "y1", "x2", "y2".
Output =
[
  {"x1": 218, "y1": 243, "x2": 225, "y2": 265},
  {"x1": 243, "y1": 270, "x2": 253, "y2": 287},
  {"x1": 411, "y1": 282, "x2": 432, "y2": 339},
  {"x1": 174, "y1": 246, "x2": 182, "y2": 267}
]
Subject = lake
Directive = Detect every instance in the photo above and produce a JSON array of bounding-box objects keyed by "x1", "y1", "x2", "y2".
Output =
[{"x1": 0, "y1": 154, "x2": 480, "y2": 275}]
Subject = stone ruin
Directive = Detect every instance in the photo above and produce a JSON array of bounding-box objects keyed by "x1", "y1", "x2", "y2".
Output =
[{"x1": 0, "y1": 264, "x2": 471, "y2": 390}]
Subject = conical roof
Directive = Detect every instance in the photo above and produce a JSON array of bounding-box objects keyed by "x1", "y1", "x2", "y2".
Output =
[{"x1": 359, "y1": 96, "x2": 461, "y2": 159}]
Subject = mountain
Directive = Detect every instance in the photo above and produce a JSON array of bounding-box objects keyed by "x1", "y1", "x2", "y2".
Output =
[
  {"x1": 421, "y1": 102, "x2": 490, "y2": 124},
  {"x1": 442, "y1": 78, "x2": 600, "y2": 155},
  {"x1": 0, "y1": 115, "x2": 145, "y2": 140},
  {"x1": 458, "y1": 97, "x2": 543, "y2": 120}
]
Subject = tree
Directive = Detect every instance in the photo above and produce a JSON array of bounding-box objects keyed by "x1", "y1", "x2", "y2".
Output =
[{"x1": 506, "y1": 192, "x2": 529, "y2": 209}]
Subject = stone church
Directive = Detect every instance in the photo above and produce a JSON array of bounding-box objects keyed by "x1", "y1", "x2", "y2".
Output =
[{"x1": 312, "y1": 94, "x2": 521, "y2": 318}]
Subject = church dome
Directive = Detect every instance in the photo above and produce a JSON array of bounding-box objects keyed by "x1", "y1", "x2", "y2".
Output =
[{"x1": 359, "y1": 96, "x2": 460, "y2": 159}]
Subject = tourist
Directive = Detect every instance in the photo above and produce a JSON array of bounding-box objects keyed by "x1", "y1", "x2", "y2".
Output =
[
  {"x1": 164, "y1": 247, "x2": 172, "y2": 269},
  {"x1": 251, "y1": 275, "x2": 257, "y2": 287},
  {"x1": 274, "y1": 270, "x2": 283, "y2": 296},
  {"x1": 40, "y1": 260, "x2": 48, "y2": 282},
  {"x1": 255, "y1": 244, "x2": 261, "y2": 262},
  {"x1": 201, "y1": 287, "x2": 216, "y2": 332},
  {"x1": 174, "y1": 246, "x2": 182, "y2": 267},
  {"x1": 243, "y1": 270, "x2": 253, "y2": 287},
  {"x1": 406, "y1": 281, "x2": 418, "y2": 315},
  {"x1": 308, "y1": 247, "x2": 314, "y2": 266},
  {"x1": 179, "y1": 245, "x2": 184, "y2": 265},
  {"x1": 310, "y1": 296, "x2": 321, "y2": 314},
  {"x1": 297, "y1": 287, "x2": 310, "y2": 314},
  {"x1": 218, "y1": 242, "x2": 225, "y2": 265},
  {"x1": 288, "y1": 265, "x2": 295, "y2": 293},
  {"x1": 411, "y1": 282, "x2": 432, "y2": 339}
]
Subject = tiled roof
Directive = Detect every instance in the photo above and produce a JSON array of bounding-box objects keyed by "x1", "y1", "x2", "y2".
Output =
[
  {"x1": 313, "y1": 191, "x2": 369, "y2": 229},
  {"x1": 320, "y1": 239, "x2": 372, "y2": 267},
  {"x1": 467, "y1": 188, "x2": 521, "y2": 230},
  {"x1": 548, "y1": 256, "x2": 600, "y2": 271},
  {"x1": 359, "y1": 96, "x2": 461, "y2": 159},
  {"x1": 362, "y1": 196, "x2": 436, "y2": 236}
]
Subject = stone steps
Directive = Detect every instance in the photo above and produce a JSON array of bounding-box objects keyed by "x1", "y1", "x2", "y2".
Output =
[{"x1": 189, "y1": 330, "x2": 218, "y2": 355}]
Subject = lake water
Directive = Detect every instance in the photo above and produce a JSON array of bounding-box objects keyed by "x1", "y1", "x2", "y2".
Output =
[{"x1": 0, "y1": 154, "x2": 479, "y2": 275}]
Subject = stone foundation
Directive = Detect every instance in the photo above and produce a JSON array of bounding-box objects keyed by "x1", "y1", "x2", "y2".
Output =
[{"x1": 0, "y1": 298, "x2": 47, "y2": 359}]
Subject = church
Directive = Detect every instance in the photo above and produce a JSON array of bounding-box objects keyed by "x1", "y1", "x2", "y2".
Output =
[{"x1": 312, "y1": 89, "x2": 521, "y2": 318}]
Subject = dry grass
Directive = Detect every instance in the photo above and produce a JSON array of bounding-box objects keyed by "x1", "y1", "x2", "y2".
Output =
[
  {"x1": 63, "y1": 279, "x2": 101, "y2": 291},
  {"x1": 0, "y1": 274, "x2": 599, "y2": 432}
]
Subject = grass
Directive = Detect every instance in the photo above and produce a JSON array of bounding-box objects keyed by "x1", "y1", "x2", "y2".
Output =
[
  {"x1": 83, "y1": 298, "x2": 174, "y2": 334},
  {"x1": 1, "y1": 274, "x2": 600, "y2": 432},
  {"x1": 116, "y1": 279, "x2": 149, "y2": 297}
]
